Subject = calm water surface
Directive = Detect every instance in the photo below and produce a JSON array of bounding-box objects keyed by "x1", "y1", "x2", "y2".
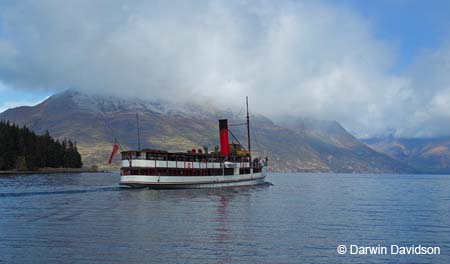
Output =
[{"x1": 0, "y1": 172, "x2": 449, "y2": 263}]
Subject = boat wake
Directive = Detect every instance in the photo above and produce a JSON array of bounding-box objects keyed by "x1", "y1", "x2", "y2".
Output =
[
  {"x1": 0, "y1": 186, "x2": 125, "y2": 198},
  {"x1": 0, "y1": 181, "x2": 272, "y2": 198}
]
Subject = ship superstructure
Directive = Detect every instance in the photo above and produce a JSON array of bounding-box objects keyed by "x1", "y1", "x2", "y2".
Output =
[{"x1": 119, "y1": 98, "x2": 268, "y2": 188}]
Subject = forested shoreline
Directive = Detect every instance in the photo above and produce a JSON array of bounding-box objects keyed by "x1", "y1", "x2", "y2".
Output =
[{"x1": 0, "y1": 120, "x2": 82, "y2": 170}]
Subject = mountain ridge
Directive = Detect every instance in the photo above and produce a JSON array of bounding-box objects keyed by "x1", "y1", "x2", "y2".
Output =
[
  {"x1": 0, "y1": 90, "x2": 415, "y2": 173},
  {"x1": 363, "y1": 137, "x2": 450, "y2": 173}
]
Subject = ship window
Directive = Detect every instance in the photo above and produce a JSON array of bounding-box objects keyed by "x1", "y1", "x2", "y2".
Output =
[
  {"x1": 224, "y1": 168, "x2": 234, "y2": 175},
  {"x1": 240, "y1": 168, "x2": 250, "y2": 174},
  {"x1": 162, "y1": 169, "x2": 168, "y2": 176},
  {"x1": 156, "y1": 155, "x2": 167, "y2": 161}
]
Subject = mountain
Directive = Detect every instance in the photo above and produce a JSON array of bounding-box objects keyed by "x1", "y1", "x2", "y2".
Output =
[
  {"x1": 0, "y1": 90, "x2": 414, "y2": 173},
  {"x1": 363, "y1": 137, "x2": 450, "y2": 173}
]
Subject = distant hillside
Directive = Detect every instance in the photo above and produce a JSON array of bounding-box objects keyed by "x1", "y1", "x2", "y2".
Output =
[
  {"x1": 0, "y1": 90, "x2": 414, "y2": 173},
  {"x1": 363, "y1": 137, "x2": 450, "y2": 173}
]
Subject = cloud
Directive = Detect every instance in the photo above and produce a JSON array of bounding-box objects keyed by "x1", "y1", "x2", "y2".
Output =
[
  {"x1": 0, "y1": 0, "x2": 449, "y2": 138},
  {"x1": 0, "y1": 80, "x2": 7, "y2": 91},
  {"x1": 392, "y1": 41, "x2": 450, "y2": 137}
]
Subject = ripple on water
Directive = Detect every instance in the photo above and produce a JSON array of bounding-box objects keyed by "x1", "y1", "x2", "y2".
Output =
[{"x1": 0, "y1": 172, "x2": 449, "y2": 264}]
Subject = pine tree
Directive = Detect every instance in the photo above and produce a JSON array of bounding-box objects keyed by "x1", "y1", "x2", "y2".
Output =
[
  {"x1": 0, "y1": 121, "x2": 83, "y2": 170},
  {"x1": 73, "y1": 142, "x2": 83, "y2": 168}
]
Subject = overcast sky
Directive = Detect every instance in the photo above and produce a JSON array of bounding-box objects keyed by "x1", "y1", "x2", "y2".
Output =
[{"x1": 1, "y1": 0, "x2": 450, "y2": 138}]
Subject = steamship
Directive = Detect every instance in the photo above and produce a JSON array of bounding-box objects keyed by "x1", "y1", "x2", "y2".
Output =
[{"x1": 119, "y1": 98, "x2": 268, "y2": 188}]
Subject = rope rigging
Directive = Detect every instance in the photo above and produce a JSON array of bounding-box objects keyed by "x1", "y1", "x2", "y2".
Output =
[{"x1": 99, "y1": 102, "x2": 124, "y2": 152}]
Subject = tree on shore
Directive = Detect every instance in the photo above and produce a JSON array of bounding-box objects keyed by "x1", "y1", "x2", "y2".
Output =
[{"x1": 0, "y1": 120, "x2": 83, "y2": 170}]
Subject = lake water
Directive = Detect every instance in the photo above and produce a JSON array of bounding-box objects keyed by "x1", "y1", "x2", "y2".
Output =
[{"x1": 0, "y1": 172, "x2": 449, "y2": 263}]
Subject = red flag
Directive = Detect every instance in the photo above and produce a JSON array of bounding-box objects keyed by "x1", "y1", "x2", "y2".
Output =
[{"x1": 108, "y1": 143, "x2": 119, "y2": 164}]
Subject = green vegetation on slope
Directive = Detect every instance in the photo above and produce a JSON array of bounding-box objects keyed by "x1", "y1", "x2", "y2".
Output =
[{"x1": 0, "y1": 120, "x2": 82, "y2": 170}]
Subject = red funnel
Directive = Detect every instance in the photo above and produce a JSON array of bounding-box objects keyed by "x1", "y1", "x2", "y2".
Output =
[{"x1": 219, "y1": 119, "x2": 230, "y2": 155}]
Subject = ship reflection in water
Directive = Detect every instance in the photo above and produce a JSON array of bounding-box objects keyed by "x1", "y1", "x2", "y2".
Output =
[
  {"x1": 0, "y1": 172, "x2": 449, "y2": 264},
  {"x1": 216, "y1": 195, "x2": 231, "y2": 242}
]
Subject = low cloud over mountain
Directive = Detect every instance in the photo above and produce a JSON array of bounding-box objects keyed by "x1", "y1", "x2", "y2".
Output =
[{"x1": 1, "y1": 1, "x2": 450, "y2": 138}]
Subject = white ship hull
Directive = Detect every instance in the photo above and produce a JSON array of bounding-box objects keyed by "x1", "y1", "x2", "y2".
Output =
[{"x1": 120, "y1": 170, "x2": 267, "y2": 189}]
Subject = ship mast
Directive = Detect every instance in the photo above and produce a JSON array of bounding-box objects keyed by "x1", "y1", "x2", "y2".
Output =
[
  {"x1": 136, "y1": 113, "x2": 141, "y2": 151},
  {"x1": 246, "y1": 96, "x2": 251, "y2": 160}
]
